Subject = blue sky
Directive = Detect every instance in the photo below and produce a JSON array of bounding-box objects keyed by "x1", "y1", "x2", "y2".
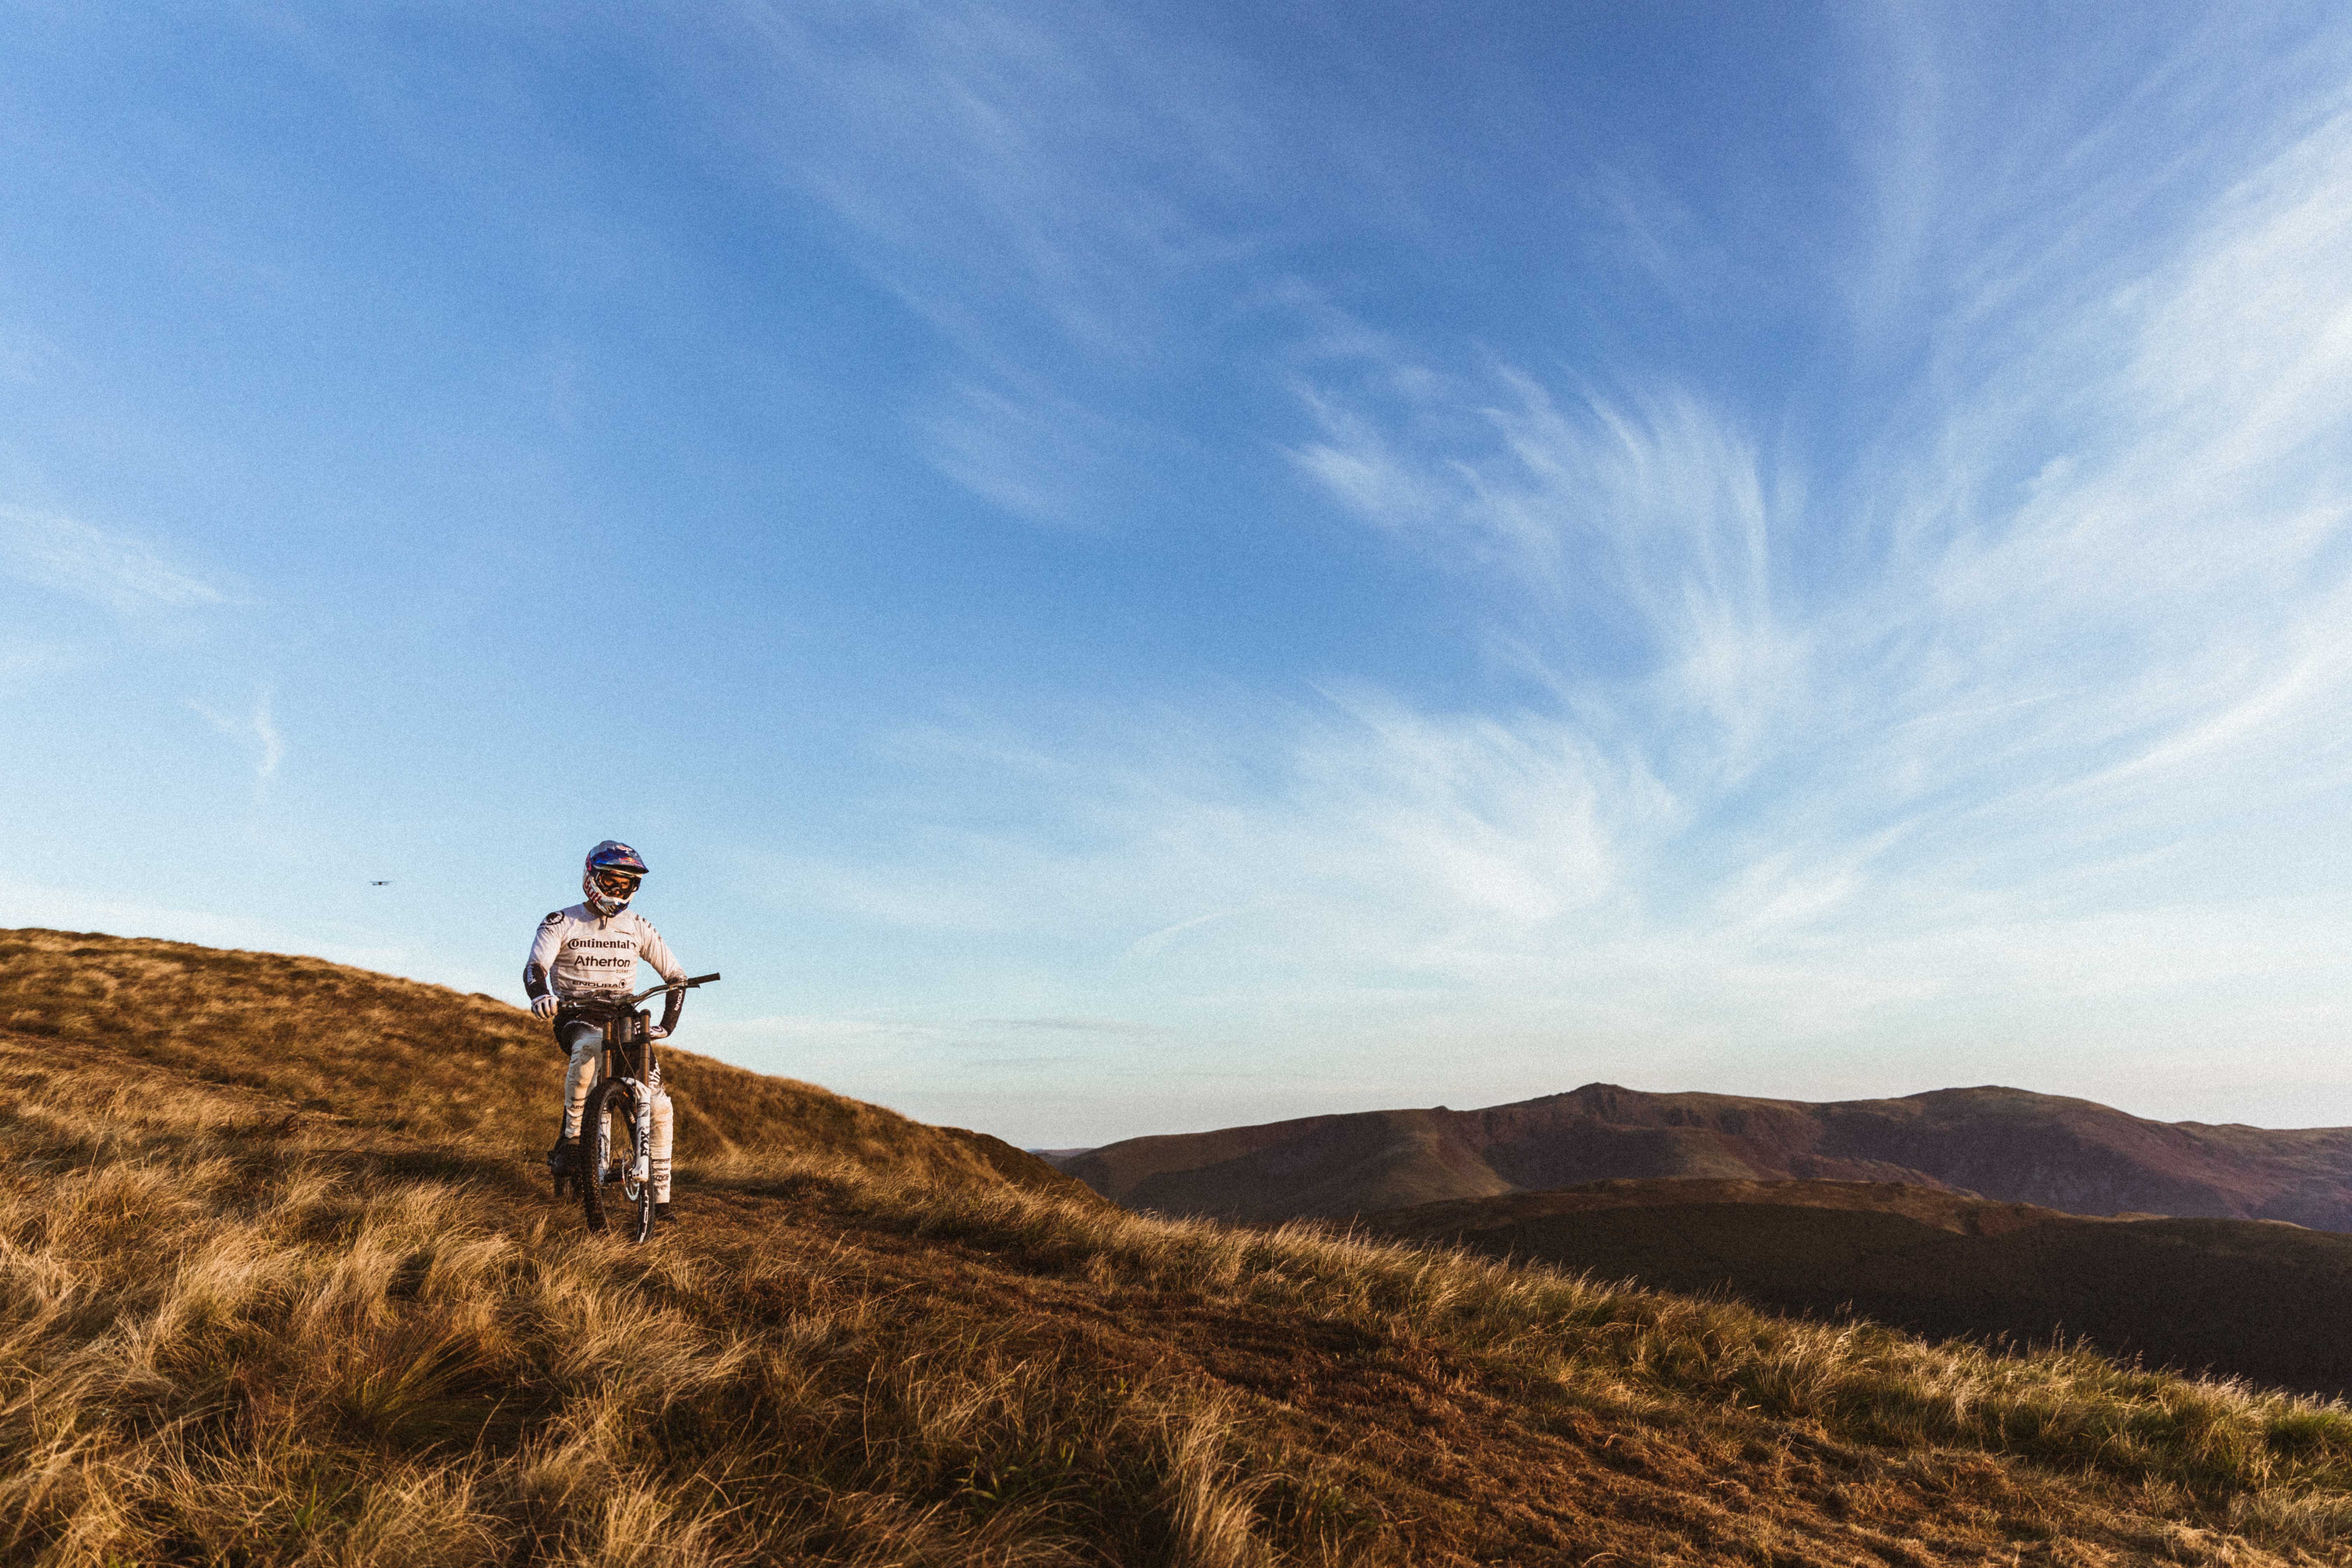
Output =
[{"x1": 8, "y1": 3, "x2": 2352, "y2": 1146}]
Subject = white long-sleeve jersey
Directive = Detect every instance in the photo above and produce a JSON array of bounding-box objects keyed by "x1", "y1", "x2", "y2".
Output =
[{"x1": 524, "y1": 903, "x2": 686, "y2": 1003}]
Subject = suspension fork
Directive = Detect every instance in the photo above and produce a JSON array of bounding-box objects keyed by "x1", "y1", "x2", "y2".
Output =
[
  {"x1": 632, "y1": 1030, "x2": 664, "y2": 1181},
  {"x1": 631, "y1": 1070, "x2": 656, "y2": 1182}
]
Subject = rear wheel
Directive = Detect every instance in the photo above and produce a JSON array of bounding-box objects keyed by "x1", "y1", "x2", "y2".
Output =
[{"x1": 580, "y1": 1078, "x2": 657, "y2": 1242}]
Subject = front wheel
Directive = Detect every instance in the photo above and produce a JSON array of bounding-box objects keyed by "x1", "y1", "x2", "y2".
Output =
[{"x1": 580, "y1": 1078, "x2": 657, "y2": 1242}]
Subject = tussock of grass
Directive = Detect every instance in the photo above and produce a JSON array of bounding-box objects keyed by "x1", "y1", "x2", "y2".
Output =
[{"x1": 3, "y1": 929, "x2": 2351, "y2": 1564}]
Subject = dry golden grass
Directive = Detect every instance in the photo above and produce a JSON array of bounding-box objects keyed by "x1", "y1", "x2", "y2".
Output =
[
  {"x1": 0, "y1": 927, "x2": 1085, "y2": 1198},
  {"x1": 0, "y1": 1036, "x2": 1290, "y2": 1567},
  {"x1": 2, "y1": 929, "x2": 2351, "y2": 1565}
]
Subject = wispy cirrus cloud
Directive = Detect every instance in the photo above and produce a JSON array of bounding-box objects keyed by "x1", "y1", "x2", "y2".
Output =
[
  {"x1": 912, "y1": 372, "x2": 1133, "y2": 529},
  {"x1": 728, "y1": 0, "x2": 1268, "y2": 354},
  {"x1": 1292, "y1": 90, "x2": 2352, "y2": 817},
  {"x1": 0, "y1": 506, "x2": 222, "y2": 615},
  {"x1": 759, "y1": 65, "x2": 2352, "y2": 1128},
  {"x1": 191, "y1": 691, "x2": 284, "y2": 789},
  {"x1": 712, "y1": 0, "x2": 1290, "y2": 524}
]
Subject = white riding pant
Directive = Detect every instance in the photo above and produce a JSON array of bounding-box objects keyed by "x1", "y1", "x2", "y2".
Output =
[{"x1": 559, "y1": 1021, "x2": 675, "y2": 1203}]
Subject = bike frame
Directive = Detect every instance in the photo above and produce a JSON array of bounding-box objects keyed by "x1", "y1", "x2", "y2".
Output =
[
  {"x1": 562, "y1": 972, "x2": 719, "y2": 1238},
  {"x1": 599, "y1": 1005, "x2": 659, "y2": 1192}
]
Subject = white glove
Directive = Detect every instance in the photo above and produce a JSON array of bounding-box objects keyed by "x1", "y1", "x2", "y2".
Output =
[
  {"x1": 531, "y1": 994, "x2": 558, "y2": 1020},
  {"x1": 645, "y1": 1022, "x2": 669, "y2": 1040}
]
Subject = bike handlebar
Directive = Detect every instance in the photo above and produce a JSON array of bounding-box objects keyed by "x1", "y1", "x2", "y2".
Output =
[{"x1": 618, "y1": 971, "x2": 720, "y2": 1006}]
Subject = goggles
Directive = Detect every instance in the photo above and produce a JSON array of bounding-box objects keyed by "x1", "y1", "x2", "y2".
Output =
[{"x1": 592, "y1": 868, "x2": 643, "y2": 897}]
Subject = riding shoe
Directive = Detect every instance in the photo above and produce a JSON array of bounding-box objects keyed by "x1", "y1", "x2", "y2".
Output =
[
  {"x1": 655, "y1": 1202, "x2": 674, "y2": 1225},
  {"x1": 546, "y1": 1137, "x2": 579, "y2": 1176}
]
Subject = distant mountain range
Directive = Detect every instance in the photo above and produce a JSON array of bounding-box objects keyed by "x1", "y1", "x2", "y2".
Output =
[{"x1": 1060, "y1": 1083, "x2": 2352, "y2": 1228}]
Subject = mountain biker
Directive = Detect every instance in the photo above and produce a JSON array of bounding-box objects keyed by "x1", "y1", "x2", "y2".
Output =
[{"x1": 526, "y1": 840, "x2": 688, "y2": 1221}]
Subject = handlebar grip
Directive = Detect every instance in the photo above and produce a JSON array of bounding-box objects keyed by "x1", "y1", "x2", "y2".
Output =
[{"x1": 685, "y1": 971, "x2": 721, "y2": 986}]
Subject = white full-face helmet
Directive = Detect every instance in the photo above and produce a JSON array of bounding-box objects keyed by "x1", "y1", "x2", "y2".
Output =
[{"x1": 582, "y1": 840, "x2": 648, "y2": 917}]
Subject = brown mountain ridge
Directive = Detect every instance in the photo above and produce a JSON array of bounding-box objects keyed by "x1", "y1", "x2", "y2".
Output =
[{"x1": 1063, "y1": 1082, "x2": 2352, "y2": 1228}]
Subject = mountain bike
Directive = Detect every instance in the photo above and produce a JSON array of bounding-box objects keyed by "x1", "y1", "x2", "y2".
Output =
[{"x1": 553, "y1": 972, "x2": 720, "y2": 1241}]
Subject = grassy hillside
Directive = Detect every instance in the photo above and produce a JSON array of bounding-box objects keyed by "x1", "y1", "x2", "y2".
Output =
[
  {"x1": 1063, "y1": 1083, "x2": 2352, "y2": 1228},
  {"x1": 1367, "y1": 1179, "x2": 2352, "y2": 1401},
  {"x1": 5, "y1": 932, "x2": 2352, "y2": 1564},
  {"x1": 0, "y1": 927, "x2": 1084, "y2": 1197}
]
